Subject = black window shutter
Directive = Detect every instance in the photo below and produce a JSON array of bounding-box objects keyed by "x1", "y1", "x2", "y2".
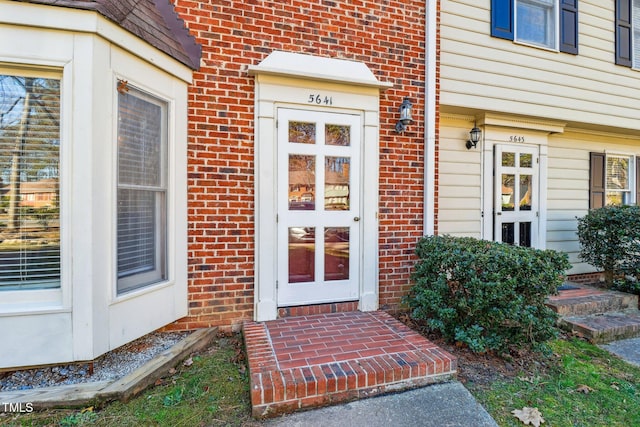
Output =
[
  {"x1": 590, "y1": 152, "x2": 606, "y2": 209},
  {"x1": 616, "y1": 0, "x2": 633, "y2": 67},
  {"x1": 636, "y1": 157, "x2": 640, "y2": 205},
  {"x1": 491, "y1": 0, "x2": 514, "y2": 40},
  {"x1": 559, "y1": 0, "x2": 579, "y2": 54}
]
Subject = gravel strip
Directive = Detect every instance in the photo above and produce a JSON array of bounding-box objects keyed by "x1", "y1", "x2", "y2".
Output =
[{"x1": 0, "y1": 331, "x2": 189, "y2": 391}]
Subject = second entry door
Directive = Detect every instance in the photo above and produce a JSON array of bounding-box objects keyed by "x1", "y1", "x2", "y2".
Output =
[
  {"x1": 494, "y1": 144, "x2": 539, "y2": 247},
  {"x1": 277, "y1": 108, "x2": 361, "y2": 306}
]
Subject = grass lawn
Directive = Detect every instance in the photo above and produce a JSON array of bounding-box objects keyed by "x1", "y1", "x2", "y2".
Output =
[
  {"x1": 467, "y1": 338, "x2": 640, "y2": 427},
  {"x1": 0, "y1": 335, "x2": 258, "y2": 427},
  {"x1": 2, "y1": 334, "x2": 640, "y2": 426}
]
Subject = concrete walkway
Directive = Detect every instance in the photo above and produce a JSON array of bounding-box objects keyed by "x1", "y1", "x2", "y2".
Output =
[
  {"x1": 265, "y1": 382, "x2": 498, "y2": 427},
  {"x1": 601, "y1": 337, "x2": 640, "y2": 367}
]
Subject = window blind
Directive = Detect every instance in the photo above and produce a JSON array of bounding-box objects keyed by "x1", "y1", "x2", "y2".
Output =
[
  {"x1": 116, "y1": 84, "x2": 167, "y2": 294},
  {"x1": 0, "y1": 75, "x2": 61, "y2": 290}
]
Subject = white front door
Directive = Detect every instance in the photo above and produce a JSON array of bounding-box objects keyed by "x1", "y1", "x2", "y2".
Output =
[
  {"x1": 277, "y1": 108, "x2": 361, "y2": 306},
  {"x1": 494, "y1": 145, "x2": 539, "y2": 247}
]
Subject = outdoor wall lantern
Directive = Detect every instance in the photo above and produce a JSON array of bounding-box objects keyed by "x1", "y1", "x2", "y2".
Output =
[
  {"x1": 465, "y1": 125, "x2": 482, "y2": 149},
  {"x1": 395, "y1": 97, "x2": 413, "y2": 133}
]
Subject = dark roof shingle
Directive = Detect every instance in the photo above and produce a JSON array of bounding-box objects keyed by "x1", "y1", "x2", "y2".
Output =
[{"x1": 16, "y1": 0, "x2": 201, "y2": 70}]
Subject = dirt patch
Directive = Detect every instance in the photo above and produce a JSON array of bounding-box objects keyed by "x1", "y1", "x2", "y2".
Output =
[{"x1": 394, "y1": 311, "x2": 558, "y2": 389}]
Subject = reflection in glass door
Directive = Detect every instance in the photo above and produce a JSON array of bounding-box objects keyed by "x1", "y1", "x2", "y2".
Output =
[
  {"x1": 494, "y1": 145, "x2": 538, "y2": 247},
  {"x1": 277, "y1": 109, "x2": 361, "y2": 306}
]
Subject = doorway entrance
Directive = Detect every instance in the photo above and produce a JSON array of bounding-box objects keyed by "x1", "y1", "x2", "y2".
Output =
[
  {"x1": 494, "y1": 144, "x2": 539, "y2": 247},
  {"x1": 277, "y1": 108, "x2": 361, "y2": 306}
]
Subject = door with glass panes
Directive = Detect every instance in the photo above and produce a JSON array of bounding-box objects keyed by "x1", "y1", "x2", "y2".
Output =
[
  {"x1": 277, "y1": 108, "x2": 361, "y2": 306},
  {"x1": 494, "y1": 145, "x2": 539, "y2": 247}
]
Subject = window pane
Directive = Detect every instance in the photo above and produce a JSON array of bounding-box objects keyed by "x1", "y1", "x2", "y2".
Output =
[
  {"x1": 289, "y1": 155, "x2": 315, "y2": 210},
  {"x1": 289, "y1": 227, "x2": 315, "y2": 283},
  {"x1": 0, "y1": 74, "x2": 61, "y2": 290},
  {"x1": 606, "y1": 156, "x2": 630, "y2": 190},
  {"x1": 325, "y1": 156, "x2": 350, "y2": 210},
  {"x1": 118, "y1": 95, "x2": 163, "y2": 186},
  {"x1": 516, "y1": 0, "x2": 556, "y2": 48},
  {"x1": 519, "y1": 153, "x2": 532, "y2": 168},
  {"x1": 288, "y1": 121, "x2": 316, "y2": 144},
  {"x1": 502, "y1": 223, "x2": 515, "y2": 245},
  {"x1": 117, "y1": 86, "x2": 167, "y2": 294},
  {"x1": 325, "y1": 124, "x2": 350, "y2": 146},
  {"x1": 520, "y1": 222, "x2": 532, "y2": 247},
  {"x1": 606, "y1": 191, "x2": 630, "y2": 206},
  {"x1": 325, "y1": 227, "x2": 349, "y2": 281},
  {"x1": 502, "y1": 152, "x2": 515, "y2": 167},
  {"x1": 117, "y1": 189, "x2": 164, "y2": 283},
  {"x1": 519, "y1": 175, "x2": 532, "y2": 211},
  {"x1": 501, "y1": 174, "x2": 515, "y2": 211}
]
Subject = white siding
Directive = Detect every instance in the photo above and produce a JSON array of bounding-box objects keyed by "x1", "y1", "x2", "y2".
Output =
[
  {"x1": 438, "y1": 116, "x2": 482, "y2": 237},
  {"x1": 547, "y1": 131, "x2": 640, "y2": 273},
  {"x1": 441, "y1": 1, "x2": 640, "y2": 131}
]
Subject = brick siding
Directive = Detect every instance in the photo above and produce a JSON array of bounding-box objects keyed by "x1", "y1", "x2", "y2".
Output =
[{"x1": 166, "y1": 0, "x2": 434, "y2": 331}]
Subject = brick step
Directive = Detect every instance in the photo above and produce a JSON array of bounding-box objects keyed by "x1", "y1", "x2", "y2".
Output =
[
  {"x1": 244, "y1": 311, "x2": 457, "y2": 419},
  {"x1": 559, "y1": 310, "x2": 640, "y2": 343},
  {"x1": 546, "y1": 285, "x2": 638, "y2": 317}
]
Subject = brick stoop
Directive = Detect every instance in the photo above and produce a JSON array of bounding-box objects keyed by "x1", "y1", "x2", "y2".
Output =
[
  {"x1": 243, "y1": 311, "x2": 457, "y2": 419},
  {"x1": 547, "y1": 283, "x2": 640, "y2": 343}
]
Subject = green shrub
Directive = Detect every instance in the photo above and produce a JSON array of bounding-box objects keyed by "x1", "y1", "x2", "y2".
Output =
[
  {"x1": 577, "y1": 205, "x2": 640, "y2": 288},
  {"x1": 405, "y1": 235, "x2": 570, "y2": 354}
]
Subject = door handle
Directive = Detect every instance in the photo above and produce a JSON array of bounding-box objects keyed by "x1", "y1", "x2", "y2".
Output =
[{"x1": 353, "y1": 217, "x2": 360, "y2": 222}]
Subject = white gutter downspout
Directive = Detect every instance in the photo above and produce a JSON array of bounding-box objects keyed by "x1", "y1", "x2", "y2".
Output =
[{"x1": 424, "y1": 0, "x2": 437, "y2": 235}]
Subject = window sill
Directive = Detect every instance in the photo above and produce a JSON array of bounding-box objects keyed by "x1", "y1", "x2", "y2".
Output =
[
  {"x1": 110, "y1": 279, "x2": 175, "y2": 305},
  {"x1": 513, "y1": 40, "x2": 559, "y2": 54}
]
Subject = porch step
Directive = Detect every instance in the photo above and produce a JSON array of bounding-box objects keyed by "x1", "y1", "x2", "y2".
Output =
[
  {"x1": 243, "y1": 311, "x2": 456, "y2": 419},
  {"x1": 546, "y1": 283, "x2": 638, "y2": 317},
  {"x1": 559, "y1": 310, "x2": 640, "y2": 343}
]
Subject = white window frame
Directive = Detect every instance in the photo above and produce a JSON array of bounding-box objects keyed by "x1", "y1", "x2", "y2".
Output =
[
  {"x1": 0, "y1": 63, "x2": 70, "y2": 313},
  {"x1": 116, "y1": 84, "x2": 169, "y2": 295},
  {"x1": 605, "y1": 153, "x2": 636, "y2": 206},
  {"x1": 515, "y1": 0, "x2": 559, "y2": 50}
]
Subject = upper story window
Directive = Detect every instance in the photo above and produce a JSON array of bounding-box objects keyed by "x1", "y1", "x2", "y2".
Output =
[
  {"x1": 0, "y1": 72, "x2": 61, "y2": 291},
  {"x1": 116, "y1": 83, "x2": 168, "y2": 294},
  {"x1": 491, "y1": 0, "x2": 579, "y2": 54},
  {"x1": 615, "y1": 0, "x2": 640, "y2": 68},
  {"x1": 516, "y1": 0, "x2": 557, "y2": 49}
]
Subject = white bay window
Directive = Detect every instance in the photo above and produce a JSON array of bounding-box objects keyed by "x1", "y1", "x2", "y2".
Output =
[{"x1": 0, "y1": 0, "x2": 190, "y2": 369}]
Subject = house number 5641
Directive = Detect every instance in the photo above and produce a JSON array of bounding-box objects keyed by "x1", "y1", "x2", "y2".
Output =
[{"x1": 308, "y1": 94, "x2": 333, "y2": 105}]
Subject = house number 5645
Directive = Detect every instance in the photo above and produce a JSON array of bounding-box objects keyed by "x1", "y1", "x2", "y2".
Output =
[{"x1": 308, "y1": 94, "x2": 333, "y2": 105}]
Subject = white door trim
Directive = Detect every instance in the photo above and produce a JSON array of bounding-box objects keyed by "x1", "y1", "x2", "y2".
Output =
[
  {"x1": 480, "y1": 126, "x2": 549, "y2": 250},
  {"x1": 251, "y1": 53, "x2": 385, "y2": 321}
]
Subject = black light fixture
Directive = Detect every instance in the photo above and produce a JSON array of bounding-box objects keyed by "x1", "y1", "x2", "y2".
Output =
[
  {"x1": 465, "y1": 124, "x2": 482, "y2": 149},
  {"x1": 395, "y1": 97, "x2": 413, "y2": 133}
]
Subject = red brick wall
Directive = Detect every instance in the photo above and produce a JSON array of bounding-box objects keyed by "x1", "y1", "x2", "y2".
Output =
[{"x1": 168, "y1": 0, "x2": 431, "y2": 330}]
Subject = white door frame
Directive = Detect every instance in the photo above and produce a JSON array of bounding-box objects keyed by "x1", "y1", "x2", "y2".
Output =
[
  {"x1": 249, "y1": 51, "x2": 390, "y2": 321},
  {"x1": 479, "y1": 115, "x2": 559, "y2": 250}
]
